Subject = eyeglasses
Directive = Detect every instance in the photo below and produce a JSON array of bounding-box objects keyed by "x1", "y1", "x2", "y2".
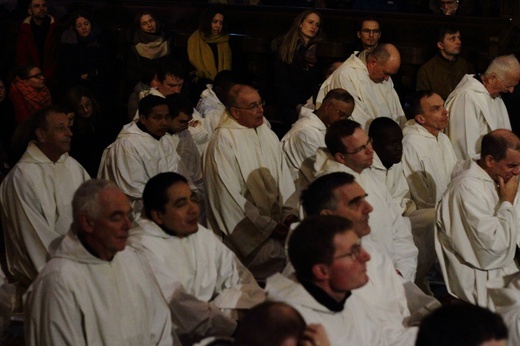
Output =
[
  {"x1": 344, "y1": 138, "x2": 372, "y2": 155},
  {"x1": 232, "y1": 101, "x2": 265, "y2": 112},
  {"x1": 25, "y1": 73, "x2": 44, "y2": 80},
  {"x1": 361, "y1": 29, "x2": 381, "y2": 35},
  {"x1": 334, "y1": 240, "x2": 362, "y2": 261}
]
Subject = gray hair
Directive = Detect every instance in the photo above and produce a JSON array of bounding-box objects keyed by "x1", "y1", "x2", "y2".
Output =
[
  {"x1": 71, "y1": 179, "x2": 117, "y2": 233},
  {"x1": 484, "y1": 54, "x2": 520, "y2": 80}
]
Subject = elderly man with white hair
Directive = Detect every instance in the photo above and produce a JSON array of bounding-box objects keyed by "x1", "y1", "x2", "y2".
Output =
[{"x1": 446, "y1": 54, "x2": 520, "y2": 160}]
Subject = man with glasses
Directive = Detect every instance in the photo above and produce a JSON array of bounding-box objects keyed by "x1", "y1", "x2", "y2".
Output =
[
  {"x1": 266, "y1": 215, "x2": 389, "y2": 345},
  {"x1": 99, "y1": 95, "x2": 181, "y2": 215},
  {"x1": 282, "y1": 88, "x2": 354, "y2": 193},
  {"x1": 203, "y1": 84, "x2": 298, "y2": 282},
  {"x1": 353, "y1": 18, "x2": 381, "y2": 61},
  {"x1": 16, "y1": 0, "x2": 59, "y2": 83},
  {"x1": 436, "y1": 129, "x2": 520, "y2": 308},
  {"x1": 446, "y1": 54, "x2": 520, "y2": 160},
  {"x1": 417, "y1": 27, "x2": 472, "y2": 100},
  {"x1": 317, "y1": 43, "x2": 405, "y2": 130},
  {"x1": 313, "y1": 119, "x2": 417, "y2": 281}
]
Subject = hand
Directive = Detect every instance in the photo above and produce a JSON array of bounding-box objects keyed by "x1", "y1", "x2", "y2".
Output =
[
  {"x1": 283, "y1": 214, "x2": 299, "y2": 227},
  {"x1": 300, "y1": 324, "x2": 330, "y2": 346},
  {"x1": 498, "y1": 175, "x2": 519, "y2": 204}
]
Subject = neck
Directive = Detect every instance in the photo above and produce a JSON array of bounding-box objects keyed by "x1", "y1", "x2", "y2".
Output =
[
  {"x1": 32, "y1": 16, "x2": 43, "y2": 25},
  {"x1": 78, "y1": 233, "x2": 115, "y2": 261},
  {"x1": 422, "y1": 124, "x2": 440, "y2": 138},
  {"x1": 440, "y1": 51, "x2": 457, "y2": 62},
  {"x1": 36, "y1": 143, "x2": 62, "y2": 163}
]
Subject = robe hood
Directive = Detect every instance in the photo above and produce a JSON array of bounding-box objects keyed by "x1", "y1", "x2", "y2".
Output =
[
  {"x1": 18, "y1": 142, "x2": 69, "y2": 165},
  {"x1": 52, "y1": 230, "x2": 115, "y2": 265},
  {"x1": 450, "y1": 159, "x2": 492, "y2": 183},
  {"x1": 402, "y1": 120, "x2": 437, "y2": 139},
  {"x1": 449, "y1": 74, "x2": 494, "y2": 99}
]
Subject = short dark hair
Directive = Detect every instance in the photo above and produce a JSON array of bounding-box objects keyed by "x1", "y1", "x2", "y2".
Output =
[
  {"x1": 289, "y1": 215, "x2": 353, "y2": 283},
  {"x1": 358, "y1": 17, "x2": 381, "y2": 32},
  {"x1": 301, "y1": 172, "x2": 355, "y2": 216},
  {"x1": 368, "y1": 117, "x2": 401, "y2": 139},
  {"x1": 138, "y1": 95, "x2": 168, "y2": 118},
  {"x1": 322, "y1": 88, "x2": 354, "y2": 105},
  {"x1": 406, "y1": 90, "x2": 435, "y2": 120},
  {"x1": 133, "y1": 11, "x2": 159, "y2": 32},
  {"x1": 213, "y1": 70, "x2": 239, "y2": 105},
  {"x1": 416, "y1": 304, "x2": 508, "y2": 346},
  {"x1": 165, "y1": 93, "x2": 193, "y2": 119},
  {"x1": 157, "y1": 60, "x2": 187, "y2": 82},
  {"x1": 437, "y1": 26, "x2": 460, "y2": 43},
  {"x1": 14, "y1": 64, "x2": 38, "y2": 79},
  {"x1": 198, "y1": 6, "x2": 227, "y2": 37},
  {"x1": 33, "y1": 105, "x2": 64, "y2": 133},
  {"x1": 142, "y1": 172, "x2": 188, "y2": 219},
  {"x1": 481, "y1": 130, "x2": 520, "y2": 162},
  {"x1": 234, "y1": 301, "x2": 306, "y2": 346},
  {"x1": 325, "y1": 119, "x2": 361, "y2": 156}
]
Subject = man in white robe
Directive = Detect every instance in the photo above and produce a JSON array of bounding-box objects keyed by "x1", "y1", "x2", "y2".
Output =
[
  {"x1": 402, "y1": 91, "x2": 458, "y2": 209},
  {"x1": 129, "y1": 172, "x2": 265, "y2": 344},
  {"x1": 266, "y1": 216, "x2": 390, "y2": 346},
  {"x1": 25, "y1": 180, "x2": 176, "y2": 345},
  {"x1": 0, "y1": 106, "x2": 89, "y2": 289},
  {"x1": 316, "y1": 43, "x2": 405, "y2": 129},
  {"x1": 282, "y1": 88, "x2": 354, "y2": 192},
  {"x1": 446, "y1": 54, "x2": 520, "y2": 160},
  {"x1": 436, "y1": 129, "x2": 520, "y2": 308},
  {"x1": 203, "y1": 84, "x2": 298, "y2": 281},
  {"x1": 98, "y1": 95, "x2": 181, "y2": 215},
  {"x1": 313, "y1": 119, "x2": 418, "y2": 281},
  {"x1": 196, "y1": 70, "x2": 238, "y2": 138},
  {"x1": 369, "y1": 116, "x2": 438, "y2": 293}
]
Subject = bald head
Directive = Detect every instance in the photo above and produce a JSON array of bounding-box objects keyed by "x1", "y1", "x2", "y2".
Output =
[
  {"x1": 366, "y1": 43, "x2": 401, "y2": 83},
  {"x1": 227, "y1": 84, "x2": 264, "y2": 128}
]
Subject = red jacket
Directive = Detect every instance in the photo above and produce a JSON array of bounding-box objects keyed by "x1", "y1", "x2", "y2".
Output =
[{"x1": 15, "y1": 15, "x2": 59, "y2": 81}]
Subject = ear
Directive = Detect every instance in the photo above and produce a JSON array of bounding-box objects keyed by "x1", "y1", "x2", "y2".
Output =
[
  {"x1": 483, "y1": 154, "x2": 495, "y2": 168},
  {"x1": 312, "y1": 263, "x2": 329, "y2": 281},
  {"x1": 320, "y1": 209, "x2": 334, "y2": 216},
  {"x1": 437, "y1": 41, "x2": 444, "y2": 51},
  {"x1": 357, "y1": 31, "x2": 361, "y2": 39},
  {"x1": 229, "y1": 107, "x2": 240, "y2": 121},
  {"x1": 79, "y1": 214, "x2": 95, "y2": 234},
  {"x1": 334, "y1": 152, "x2": 347, "y2": 165},
  {"x1": 35, "y1": 128, "x2": 46, "y2": 143},
  {"x1": 415, "y1": 114, "x2": 425, "y2": 125},
  {"x1": 150, "y1": 209, "x2": 164, "y2": 226}
]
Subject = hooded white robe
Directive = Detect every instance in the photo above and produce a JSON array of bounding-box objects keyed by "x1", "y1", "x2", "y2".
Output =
[
  {"x1": 25, "y1": 231, "x2": 176, "y2": 346},
  {"x1": 445, "y1": 74, "x2": 511, "y2": 160},
  {"x1": 0, "y1": 142, "x2": 89, "y2": 287},
  {"x1": 316, "y1": 54, "x2": 405, "y2": 129},
  {"x1": 203, "y1": 113, "x2": 297, "y2": 280},
  {"x1": 128, "y1": 218, "x2": 265, "y2": 342},
  {"x1": 436, "y1": 160, "x2": 520, "y2": 308}
]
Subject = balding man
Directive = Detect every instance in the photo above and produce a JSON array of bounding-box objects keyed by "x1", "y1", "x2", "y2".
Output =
[
  {"x1": 446, "y1": 54, "x2": 520, "y2": 160},
  {"x1": 436, "y1": 129, "x2": 520, "y2": 308},
  {"x1": 203, "y1": 84, "x2": 298, "y2": 282},
  {"x1": 317, "y1": 43, "x2": 405, "y2": 129}
]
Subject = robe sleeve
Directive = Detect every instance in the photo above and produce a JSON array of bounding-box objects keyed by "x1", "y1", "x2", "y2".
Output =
[
  {"x1": 402, "y1": 143, "x2": 437, "y2": 209},
  {"x1": 447, "y1": 183, "x2": 519, "y2": 270},
  {"x1": 282, "y1": 129, "x2": 322, "y2": 182}
]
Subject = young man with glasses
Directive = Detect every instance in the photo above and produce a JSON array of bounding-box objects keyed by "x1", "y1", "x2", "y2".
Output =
[
  {"x1": 203, "y1": 84, "x2": 298, "y2": 282},
  {"x1": 313, "y1": 119, "x2": 418, "y2": 282}
]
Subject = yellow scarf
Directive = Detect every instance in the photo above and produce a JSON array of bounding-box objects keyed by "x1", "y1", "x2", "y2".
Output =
[{"x1": 188, "y1": 30, "x2": 231, "y2": 80}]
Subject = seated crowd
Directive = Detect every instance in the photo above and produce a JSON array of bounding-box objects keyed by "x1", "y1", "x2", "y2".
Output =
[{"x1": 1, "y1": 0, "x2": 520, "y2": 345}]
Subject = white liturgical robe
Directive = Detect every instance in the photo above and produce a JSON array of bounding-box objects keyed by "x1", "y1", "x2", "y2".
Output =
[
  {"x1": 203, "y1": 112, "x2": 297, "y2": 280},
  {"x1": 129, "y1": 218, "x2": 265, "y2": 341},
  {"x1": 266, "y1": 273, "x2": 394, "y2": 346},
  {"x1": 196, "y1": 84, "x2": 226, "y2": 138},
  {"x1": 316, "y1": 54, "x2": 405, "y2": 129},
  {"x1": 488, "y1": 272, "x2": 520, "y2": 346},
  {"x1": 436, "y1": 160, "x2": 520, "y2": 308},
  {"x1": 25, "y1": 231, "x2": 176, "y2": 346},
  {"x1": 0, "y1": 142, "x2": 89, "y2": 287},
  {"x1": 281, "y1": 106, "x2": 326, "y2": 191},
  {"x1": 314, "y1": 148, "x2": 418, "y2": 281},
  {"x1": 446, "y1": 74, "x2": 511, "y2": 160},
  {"x1": 402, "y1": 120, "x2": 458, "y2": 209},
  {"x1": 98, "y1": 121, "x2": 181, "y2": 214}
]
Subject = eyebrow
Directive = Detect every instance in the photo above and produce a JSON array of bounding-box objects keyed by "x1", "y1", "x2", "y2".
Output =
[{"x1": 348, "y1": 194, "x2": 368, "y2": 206}]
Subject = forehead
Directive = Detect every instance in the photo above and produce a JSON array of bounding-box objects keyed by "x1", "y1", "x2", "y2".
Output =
[
  {"x1": 141, "y1": 14, "x2": 154, "y2": 22},
  {"x1": 361, "y1": 20, "x2": 379, "y2": 29},
  {"x1": 166, "y1": 181, "x2": 191, "y2": 201},
  {"x1": 164, "y1": 75, "x2": 183, "y2": 84},
  {"x1": 30, "y1": 0, "x2": 46, "y2": 6},
  {"x1": 421, "y1": 93, "x2": 444, "y2": 108},
  {"x1": 150, "y1": 104, "x2": 168, "y2": 114},
  {"x1": 176, "y1": 112, "x2": 192, "y2": 120},
  {"x1": 98, "y1": 187, "x2": 130, "y2": 213},
  {"x1": 502, "y1": 148, "x2": 520, "y2": 163},
  {"x1": 76, "y1": 16, "x2": 89, "y2": 23},
  {"x1": 344, "y1": 127, "x2": 368, "y2": 146},
  {"x1": 213, "y1": 13, "x2": 224, "y2": 21},
  {"x1": 442, "y1": 31, "x2": 460, "y2": 41},
  {"x1": 333, "y1": 230, "x2": 358, "y2": 252},
  {"x1": 334, "y1": 182, "x2": 365, "y2": 203},
  {"x1": 304, "y1": 13, "x2": 320, "y2": 22},
  {"x1": 237, "y1": 88, "x2": 261, "y2": 103},
  {"x1": 46, "y1": 111, "x2": 69, "y2": 126}
]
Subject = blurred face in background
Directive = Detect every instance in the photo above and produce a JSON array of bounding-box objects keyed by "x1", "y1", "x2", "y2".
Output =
[
  {"x1": 211, "y1": 13, "x2": 224, "y2": 35},
  {"x1": 139, "y1": 14, "x2": 157, "y2": 34},
  {"x1": 75, "y1": 16, "x2": 92, "y2": 38},
  {"x1": 299, "y1": 13, "x2": 320, "y2": 42}
]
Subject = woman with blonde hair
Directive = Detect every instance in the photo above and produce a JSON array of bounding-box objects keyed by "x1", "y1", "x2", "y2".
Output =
[{"x1": 275, "y1": 10, "x2": 326, "y2": 125}]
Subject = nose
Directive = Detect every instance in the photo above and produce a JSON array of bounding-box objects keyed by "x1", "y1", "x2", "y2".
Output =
[
  {"x1": 65, "y1": 127, "x2": 73, "y2": 137},
  {"x1": 513, "y1": 166, "x2": 520, "y2": 176},
  {"x1": 358, "y1": 247, "x2": 371, "y2": 262},
  {"x1": 364, "y1": 201, "x2": 374, "y2": 214}
]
